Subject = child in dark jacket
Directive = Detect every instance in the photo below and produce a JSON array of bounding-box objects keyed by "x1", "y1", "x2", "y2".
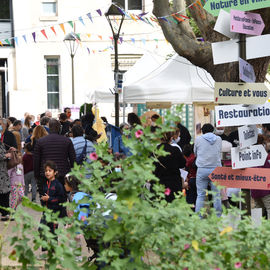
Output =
[{"x1": 40, "y1": 161, "x2": 65, "y2": 239}]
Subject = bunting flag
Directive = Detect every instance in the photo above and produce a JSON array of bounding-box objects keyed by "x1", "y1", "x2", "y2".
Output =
[
  {"x1": 130, "y1": 14, "x2": 137, "y2": 22},
  {"x1": 87, "y1": 47, "x2": 90, "y2": 54},
  {"x1": 32, "y1": 32, "x2": 36, "y2": 43},
  {"x1": 131, "y1": 38, "x2": 135, "y2": 43},
  {"x1": 22, "y1": 35, "x2": 27, "y2": 43},
  {"x1": 5, "y1": 39, "x2": 11, "y2": 45},
  {"x1": 119, "y1": 37, "x2": 123, "y2": 43},
  {"x1": 0, "y1": 41, "x2": 3, "y2": 46},
  {"x1": 59, "y1": 23, "x2": 66, "y2": 34},
  {"x1": 87, "y1": 33, "x2": 91, "y2": 38},
  {"x1": 196, "y1": 0, "x2": 204, "y2": 8},
  {"x1": 41, "y1": 29, "x2": 48, "y2": 39},
  {"x1": 14, "y1": 37, "x2": 19, "y2": 46},
  {"x1": 79, "y1": 16, "x2": 85, "y2": 26},
  {"x1": 68, "y1": 21, "x2": 74, "y2": 29},
  {"x1": 98, "y1": 35, "x2": 102, "y2": 40},
  {"x1": 96, "y1": 9, "x2": 102, "y2": 16},
  {"x1": 141, "y1": 38, "x2": 146, "y2": 45},
  {"x1": 87, "y1": 12, "x2": 93, "y2": 23},
  {"x1": 173, "y1": 15, "x2": 184, "y2": 22},
  {"x1": 51, "y1": 26, "x2": 56, "y2": 35},
  {"x1": 76, "y1": 33, "x2": 81, "y2": 40}
]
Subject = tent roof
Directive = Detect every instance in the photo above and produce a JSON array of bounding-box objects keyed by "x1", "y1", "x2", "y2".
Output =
[{"x1": 123, "y1": 54, "x2": 215, "y2": 104}]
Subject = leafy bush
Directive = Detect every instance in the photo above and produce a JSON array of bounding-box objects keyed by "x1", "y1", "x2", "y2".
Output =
[{"x1": 3, "y1": 108, "x2": 270, "y2": 269}]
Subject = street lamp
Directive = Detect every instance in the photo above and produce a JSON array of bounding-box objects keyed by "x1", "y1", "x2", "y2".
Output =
[
  {"x1": 105, "y1": 4, "x2": 125, "y2": 127},
  {"x1": 63, "y1": 32, "x2": 81, "y2": 105}
]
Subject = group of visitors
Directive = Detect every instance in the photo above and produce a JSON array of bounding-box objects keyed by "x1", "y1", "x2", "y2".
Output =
[{"x1": 1, "y1": 107, "x2": 270, "y2": 262}]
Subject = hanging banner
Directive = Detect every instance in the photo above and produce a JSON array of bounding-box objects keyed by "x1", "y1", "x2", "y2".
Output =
[
  {"x1": 231, "y1": 144, "x2": 267, "y2": 169},
  {"x1": 215, "y1": 103, "x2": 270, "y2": 127},
  {"x1": 238, "y1": 125, "x2": 258, "y2": 149},
  {"x1": 214, "y1": 82, "x2": 269, "y2": 104},
  {"x1": 209, "y1": 167, "x2": 270, "y2": 190}
]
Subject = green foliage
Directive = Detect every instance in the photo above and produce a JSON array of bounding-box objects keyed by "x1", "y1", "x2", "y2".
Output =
[
  {"x1": 186, "y1": 10, "x2": 201, "y2": 37},
  {"x1": 5, "y1": 108, "x2": 270, "y2": 269}
]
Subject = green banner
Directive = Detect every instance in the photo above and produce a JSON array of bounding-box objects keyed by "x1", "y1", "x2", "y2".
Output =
[{"x1": 204, "y1": 0, "x2": 270, "y2": 17}]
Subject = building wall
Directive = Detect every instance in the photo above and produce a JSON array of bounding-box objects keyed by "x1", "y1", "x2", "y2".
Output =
[{"x1": 5, "y1": 0, "x2": 171, "y2": 120}]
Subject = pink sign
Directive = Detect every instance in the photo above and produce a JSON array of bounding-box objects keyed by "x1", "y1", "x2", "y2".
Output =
[{"x1": 230, "y1": 10, "x2": 265, "y2": 36}]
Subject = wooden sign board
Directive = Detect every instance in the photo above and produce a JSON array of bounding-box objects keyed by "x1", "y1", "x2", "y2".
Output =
[
  {"x1": 231, "y1": 145, "x2": 267, "y2": 169},
  {"x1": 209, "y1": 167, "x2": 270, "y2": 190},
  {"x1": 146, "y1": 102, "x2": 171, "y2": 109},
  {"x1": 215, "y1": 103, "x2": 270, "y2": 127},
  {"x1": 214, "y1": 82, "x2": 269, "y2": 104}
]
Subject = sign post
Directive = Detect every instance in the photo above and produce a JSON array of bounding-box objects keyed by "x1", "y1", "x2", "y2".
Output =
[
  {"x1": 209, "y1": 167, "x2": 270, "y2": 190},
  {"x1": 238, "y1": 125, "x2": 258, "y2": 149},
  {"x1": 214, "y1": 82, "x2": 269, "y2": 104},
  {"x1": 231, "y1": 145, "x2": 267, "y2": 169}
]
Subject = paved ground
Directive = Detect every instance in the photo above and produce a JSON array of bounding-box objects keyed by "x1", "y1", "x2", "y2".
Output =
[{"x1": 0, "y1": 196, "x2": 89, "y2": 268}]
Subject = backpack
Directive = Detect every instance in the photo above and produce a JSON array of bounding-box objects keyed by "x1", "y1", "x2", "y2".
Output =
[
  {"x1": 72, "y1": 191, "x2": 92, "y2": 223},
  {"x1": 76, "y1": 140, "x2": 87, "y2": 165}
]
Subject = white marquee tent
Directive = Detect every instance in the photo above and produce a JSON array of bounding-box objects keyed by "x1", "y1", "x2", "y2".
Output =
[
  {"x1": 123, "y1": 54, "x2": 215, "y2": 104},
  {"x1": 87, "y1": 53, "x2": 215, "y2": 104}
]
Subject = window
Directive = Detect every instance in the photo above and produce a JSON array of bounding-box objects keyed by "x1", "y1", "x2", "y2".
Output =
[
  {"x1": 46, "y1": 58, "x2": 60, "y2": 109},
  {"x1": 41, "y1": 1, "x2": 57, "y2": 16},
  {"x1": 113, "y1": 0, "x2": 142, "y2": 11},
  {"x1": 0, "y1": 0, "x2": 10, "y2": 20}
]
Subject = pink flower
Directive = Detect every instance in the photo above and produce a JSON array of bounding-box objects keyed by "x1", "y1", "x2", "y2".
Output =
[
  {"x1": 135, "y1": 130, "x2": 143, "y2": 138},
  {"x1": 89, "y1": 152, "x2": 98, "y2": 161},
  {"x1": 214, "y1": 268, "x2": 221, "y2": 270},
  {"x1": 81, "y1": 215, "x2": 86, "y2": 221},
  {"x1": 202, "y1": 238, "x2": 206, "y2": 243},
  {"x1": 164, "y1": 188, "x2": 171, "y2": 196},
  {"x1": 184, "y1": 244, "x2": 190, "y2": 250},
  {"x1": 235, "y1": 262, "x2": 242, "y2": 268}
]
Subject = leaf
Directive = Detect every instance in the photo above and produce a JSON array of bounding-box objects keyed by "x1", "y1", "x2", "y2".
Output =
[
  {"x1": 192, "y1": 240, "x2": 199, "y2": 251},
  {"x1": 22, "y1": 197, "x2": 45, "y2": 212}
]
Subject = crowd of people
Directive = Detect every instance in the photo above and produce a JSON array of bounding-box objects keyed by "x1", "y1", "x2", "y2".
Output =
[{"x1": 1, "y1": 107, "x2": 270, "y2": 261}]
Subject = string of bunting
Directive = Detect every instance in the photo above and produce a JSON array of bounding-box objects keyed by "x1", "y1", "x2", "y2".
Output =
[{"x1": 0, "y1": 0, "x2": 205, "y2": 49}]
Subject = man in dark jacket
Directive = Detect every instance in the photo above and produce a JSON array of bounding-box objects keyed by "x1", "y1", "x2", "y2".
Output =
[{"x1": 34, "y1": 119, "x2": 76, "y2": 196}]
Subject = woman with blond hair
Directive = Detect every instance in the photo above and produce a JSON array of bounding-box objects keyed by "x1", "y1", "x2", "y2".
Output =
[
  {"x1": 21, "y1": 115, "x2": 32, "y2": 142},
  {"x1": 30, "y1": 125, "x2": 48, "y2": 152}
]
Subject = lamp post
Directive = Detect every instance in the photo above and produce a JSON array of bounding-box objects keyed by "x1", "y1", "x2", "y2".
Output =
[
  {"x1": 63, "y1": 32, "x2": 81, "y2": 105},
  {"x1": 105, "y1": 4, "x2": 125, "y2": 127}
]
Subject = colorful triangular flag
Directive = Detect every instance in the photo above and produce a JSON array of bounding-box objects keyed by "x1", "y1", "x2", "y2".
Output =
[
  {"x1": 96, "y1": 9, "x2": 102, "y2": 16},
  {"x1": 41, "y1": 29, "x2": 48, "y2": 39},
  {"x1": 173, "y1": 15, "x2": 184, "y2": 22},
  {"x1": 98, "y1": 35, "x2": 102, "y2": 40},
  {"x1": 51, "y1": 26, "x2": 57, "y2": 35},
  {"x1": 87, "y1": 13, "x2": 93, "y2": 23},
  {"x1": 59, "y1": 23, "x2": 66, "y2": 34},
  {"x1": 87, "y1": 33, "x2": 91, "y2": 38},
  {"x1": 14, "y1": 37, "x2": 19, "y2": 46},
  {"x1": 0, "y1": 41, "x2": 3, "y2": 47},
  {"x1": 68, "y1": 21, "x2": 74, "y2": 29},
  {"x1": 32, "y1": 32, "x2": 36, "y2": 43},
  {"x1": 131, "y1": 38, "x2": 135, "y2": 43},
  {"x1": 5, "y1": 39, "x2": 11, "y2": 46},
  {"x1": 79, "y1": 16, "x2": 85, "y2": 26},
  {"x1": 22, "y1": 35, "x2": 27, "y2": 43},
  {"x1": 87, "y1": 47, "x2": 90, "y2": 54},
  {"x1": 141, "y1": 38, "x2": 146, "y2": 45},
  {"x1": 119, "y1": 37, "x2": 123, "y2": 43}
]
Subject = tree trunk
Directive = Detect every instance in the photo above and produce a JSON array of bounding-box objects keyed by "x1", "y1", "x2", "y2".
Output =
[{"x1": 153, "y1": 0, "x2": 270, "y2": 82}]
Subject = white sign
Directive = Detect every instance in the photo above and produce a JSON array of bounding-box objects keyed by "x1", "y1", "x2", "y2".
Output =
[
  {"x1": 239, "y1": 58, "x2": 256, "y2": 83},
  {"x1": 214, "y1": 10, "x2": 238, "y2": 39},
  {"x1": 238, "y1": 125, "x2": 258, "y2": 149},
  {"x1": 231, "y1": 145, "x2": 267, "y2": 169},
  {"x1": 212, "y1": 34, "x2": 270, "y2": 65},
  {"x1": 215, "y1": 103, "x2": 270, "y2": 127}
]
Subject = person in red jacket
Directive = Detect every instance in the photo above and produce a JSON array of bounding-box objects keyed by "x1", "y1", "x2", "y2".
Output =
[{"x1": 183, "y1": 144, "x2": 197, "y2": 211}]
